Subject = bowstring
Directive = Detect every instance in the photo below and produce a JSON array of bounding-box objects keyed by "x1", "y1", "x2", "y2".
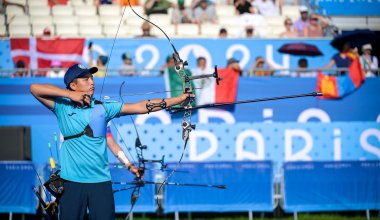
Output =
[{"x1": 101, "y1": 0, "x2": 190, "y2": 215}]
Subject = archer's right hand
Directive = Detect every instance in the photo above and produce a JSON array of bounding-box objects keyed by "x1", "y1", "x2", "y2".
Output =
[{"x1": 67, "y1": 91, "x2": 92, "y2": 107}]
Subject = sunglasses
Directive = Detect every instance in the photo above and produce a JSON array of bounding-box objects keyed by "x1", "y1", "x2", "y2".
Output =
[
  {"x1": 285, "y1": 23, "x2": 293, "y2": 25},
  {"x1": 311, "y1": 17, "x2": 318, "y2": 20}
]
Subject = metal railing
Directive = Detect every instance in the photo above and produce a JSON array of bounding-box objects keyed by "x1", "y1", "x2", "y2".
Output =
[{"x1": 1, "y1": 67, "x2": 379, "y2": 78}]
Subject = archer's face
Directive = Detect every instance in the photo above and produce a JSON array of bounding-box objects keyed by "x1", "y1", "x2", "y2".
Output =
[{"x1": 70, "y1": 74, "x2": 95, "y2": 96}]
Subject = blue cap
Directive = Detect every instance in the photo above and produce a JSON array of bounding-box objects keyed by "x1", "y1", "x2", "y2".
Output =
[{"x1": 64, "y1": 64, "x2": 98, "y2": 88}]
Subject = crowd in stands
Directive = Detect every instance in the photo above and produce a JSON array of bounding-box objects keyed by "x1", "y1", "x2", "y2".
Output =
[
  {"x1": 1, "y1": 0, "x2": 378, "y2": 77},
  {"x1": 0, "y1": 0, "x2": 338, "y2": 38},
  {"x1": 8, "y1": 41, "x2": 379, "y2": 78}
]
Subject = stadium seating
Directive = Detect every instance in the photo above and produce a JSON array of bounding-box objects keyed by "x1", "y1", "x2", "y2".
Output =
[
  {"x1": 200, "y1": 23, "x2": 220, "y2": 37},
  {"x1": 53, "y1": 15, "x2": 78, "y2": 25},
  {"x1": 78, "y1": 15, "x2": 100, "y2": 26},
  {"x1": 0, "y1": 0, "x2": 377, "y2": 38},
  {"x1": 148, "y1": 14, "x2": 172, "y2": 26},
  {"x1": 32, "y1": 24, "x2": 54, "y2": 36},
  {"x1": 74, "y1": 5, "x2": 97, "y2": 16},
  {"x1": 330, "y1": 16, "x2": 368, "y2": 30},
  {"x1": 100, "y1": 15, "x2": 124, "y2": 26},
  {"x1": 55, "y1": 24, "x2": 79, "y2": 37},
  {"x1": 0, "y1": 24, "x2": 6, "y2": 36},
  {"x1": 7, "y1": 14, "x2": 29, "y2": 25},
  {"x1": 0, "y1": 14, "x2": 5, "y2": 25},
  {"x1": 9, "y1": 24, "x2": 31, "y2": 36},
  {"x1": 29, "y1": 6, "x2": 51, "y2": 16},
  {"x1": 52, "y1": 5, "x2": 74, "y2": 16},
  {"x1": 174, "y1": 23, "x2": 199, "y2": 37},
  {"x1": 103, "y1": 24, "x2": 130, "y2": 37},
  {"x1": 79, "y1": 24, "x2": 103, "y2": 37},
  {"x1": 5, "y1": 5, "x2": 25, "y2": 16},
  {"x1": 367, "y1": 17, "x2": 380, "y2": 31},
  {"x1": 30, "y1": 15, "x2": 53, "y2": 26},
  {"x1": 28, "y1": 0, "x2": 48, "y2": 6},
  {"x1": 98, "y1": 5, "x2": 121, "y2": 16}
]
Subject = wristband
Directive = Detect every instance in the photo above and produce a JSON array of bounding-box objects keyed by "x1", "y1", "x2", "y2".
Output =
[
  {"x1": 127, "y1": 164, "x2": 133, "y2": 171},
  {"x1": 117, "y1": 151, "x2": 130, "y2": 165}
]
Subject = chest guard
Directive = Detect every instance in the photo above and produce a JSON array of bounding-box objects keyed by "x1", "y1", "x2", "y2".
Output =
[{"x1": 63, "y1": 101, "x2": 107, "y2": 140}]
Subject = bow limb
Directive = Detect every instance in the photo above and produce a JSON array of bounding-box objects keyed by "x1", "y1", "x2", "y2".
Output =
[{"x1": 118, "y1": 81, "x2": 147, "y2": 219}]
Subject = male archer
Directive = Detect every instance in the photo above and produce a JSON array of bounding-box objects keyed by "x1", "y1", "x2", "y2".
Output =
[{"x1": 30, "y1": 64, "x2": 191, "y2": 220}]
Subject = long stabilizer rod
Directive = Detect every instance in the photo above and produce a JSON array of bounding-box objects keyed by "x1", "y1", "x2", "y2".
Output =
[
  {"x1": 113, "y1": 181, "x2": 226, "y2": 189},
  {"x1": 169, "y1": 92, "x2": 323, "y2": 113}
]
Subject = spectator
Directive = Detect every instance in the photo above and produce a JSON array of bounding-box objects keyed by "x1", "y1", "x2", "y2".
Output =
[
  {"x1": 135, "y1": 21, "x2": 157, "y2": 38},
  {"x1": 226, "y1": 57, "x2": 241, "y2": 74},
  {"x1": 144, "y1": 0, "x2": 172, "y2": 16},
  {"x1": 249, "y1": 56, "x2": 274, "y2": 76},
  {"x1": 291, "y1": 58, "x2": 316, "y2": 77},
  {"x1": 119, "y1": 53, "x2": 136, "y2": 76},
  {"x1": 194, "y1": 0, "x2": 217, "y2": 24},
  {"x1": 94, "y1": 0, "x2": 116, "y2": 5},
  {"x1": 43, "y1": 27, "x2": 51, "y2": 36},
  {"x1": 324, "y1": 42, "x2": 352, "y2": 75},
  {"x1": 293, "y1": 5, "x2": 309, "y2": 37},
  {"x1": 11, "y1": 60, "x2": 27, "y2": 77},
  {"x1": 238, "y1": 11, "x2": 266, "y2": 37},
  {"x1": 172, "y1": 0, "x2": 194, "y2": 24},
  {"x1": 89, "y1": 45, "x2": 108, "y2": 77},
  {"x1": 252, "y1": 0, "x2": 279, "y2": 16},
  {"x1": 47, "y1": 60, "x2": 65, "y2": 78},
  {"x1": 360, "y1": 44, "x2": 378, "y2": 77},
  {"x1": 304, "y1": 13, "x2": 328, "y2": 37},
  {"x1": 190, "y1": 0, "x2": 214, "y2": 9},
  {"x1": 219, "y1": 28, "x2": 228, "y2": 38},
  {"x1": 119, "y1": 0, "x2": 139, "y2": 6},
  {"x1": 192, "y1": 56, "x2": 214, "y2": 76},
  {"x1": 234, "y1": 0, "x2": 254, "y2": 15},
  {"x1": 279, "y1": 18, "x2": 297, "y2": 38},
  {"x1": 237, "y1": 25, "x2": 258, "y2": 38},
  {"x1": 48, "y1": 0, "x2": 68, "y2": 7},
  {"x1": 160, "y1": 55, "x2": 175, "y2": 74},
  {"x1": 192, "y1": 57, "x2": 213, "y2": 105}
]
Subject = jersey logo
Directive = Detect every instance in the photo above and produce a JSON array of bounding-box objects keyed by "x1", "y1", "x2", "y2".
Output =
[{"x1": 68, "y1": 112, "x2": 76, "y2": 116}]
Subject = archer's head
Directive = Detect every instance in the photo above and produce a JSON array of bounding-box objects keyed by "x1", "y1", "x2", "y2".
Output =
[{"x1": 64, "y1": 64, "x2": 97, "y2": 96}]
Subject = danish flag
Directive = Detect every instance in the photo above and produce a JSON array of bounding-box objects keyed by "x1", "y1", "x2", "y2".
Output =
[{"x1": 10, "y1": 37, "x2": 85, "y2": 75}]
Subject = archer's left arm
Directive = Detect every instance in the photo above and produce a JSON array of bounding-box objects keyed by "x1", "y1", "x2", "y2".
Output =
[
  {"x1": 119, "y1": 93, "x2": 191, "y2": 116},
  {"x1": 106, "y1": 132, "x2": 140, "y2": 177}
]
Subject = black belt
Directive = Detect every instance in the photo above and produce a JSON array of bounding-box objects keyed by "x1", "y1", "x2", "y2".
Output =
[{"x1": 64, "y1": 125, "x2": 93, "y2": 140}]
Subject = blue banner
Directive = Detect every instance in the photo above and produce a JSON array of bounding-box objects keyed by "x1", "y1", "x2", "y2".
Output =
[
  {"x1": 164, "y1": 161, "x2": 274, "y2": 212},
  {"x1": 283, "y1": 161, "x2": 380, "y2": 212},
  {"x1": 0, "y1": 78, "x2": 379, "y2": 170},
  {"x1": 314, "y1": 0, "x2": 380, "y2": 16},
  {"x1": 1, "y1": 77, "x2": 379, "y2": 124},
  {"x1": 0, "y1": 161, "x2": 37, "y2": 214},
  {"x1": 19, "y1": 122, "x2": 380, "y2": 173},
  {"x1": 0, "y1": 38, "x2": 336, "y2": 73},
  {"x1": 110, "y1": 163, "x2": 156, "y2": 213}
]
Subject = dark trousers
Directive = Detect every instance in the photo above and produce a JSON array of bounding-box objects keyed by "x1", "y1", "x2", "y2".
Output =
[{"x1": 59, "y1": 181, "x2": 115, "y2": 220}]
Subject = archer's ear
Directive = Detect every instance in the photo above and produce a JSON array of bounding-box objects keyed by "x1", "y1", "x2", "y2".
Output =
[{"x1": 69, "y1": 79, "x2": 77, "y2": 91}]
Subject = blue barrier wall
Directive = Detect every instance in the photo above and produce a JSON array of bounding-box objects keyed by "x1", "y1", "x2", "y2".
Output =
[
  {"x1": 283, "y1": 161, "x2": 380, "y2": 212},
  {"x1": 313, "y1": 0, "x2": 380, "y2": 16},
  {"x1": 0, "y1": 77, "x2": 379, "y2": 168},
  {"x1": 0, "y1": 161, "x2": 37, "y2": 214},
  {"x1": 110, "y1": 163, "x2": 157, "y2": 213},
  {"x1": 164, "y1": 161, "x2": 274, "y2": 213}
]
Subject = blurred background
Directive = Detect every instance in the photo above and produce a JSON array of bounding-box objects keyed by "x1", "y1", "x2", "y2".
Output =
[{"x1": 0, "y1": 0, "x2": 379, "y2": 219}]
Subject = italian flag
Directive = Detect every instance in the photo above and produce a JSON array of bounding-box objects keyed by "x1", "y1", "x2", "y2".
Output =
[{"x1": 164, "y1": 67, "x2": 239, "y2": 106}]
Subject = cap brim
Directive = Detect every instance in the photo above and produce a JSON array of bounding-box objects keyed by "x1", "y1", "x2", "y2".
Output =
[{"x1": 77, "y1": 67, "x2": 98, "y2": 78}]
